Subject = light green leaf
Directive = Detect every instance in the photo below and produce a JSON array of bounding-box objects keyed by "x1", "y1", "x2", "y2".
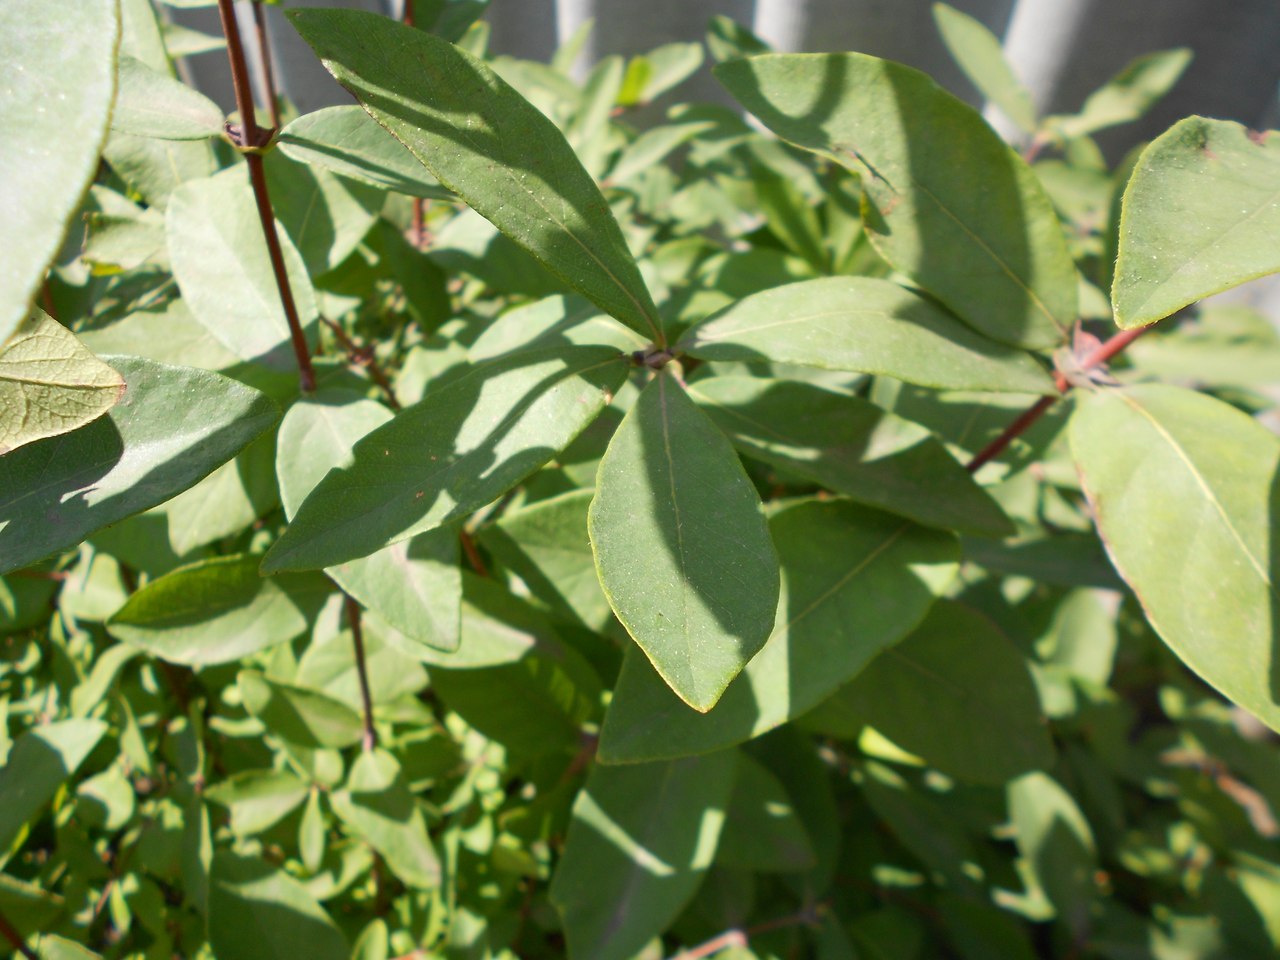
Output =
[
  {"x1": 550, "y1": 750, "x2": 737, "y2": 960},
  {"x1": 932, "y1": 3, "x2": 1036, "y2": 133},
  {"x1": 277, "y1": 106, "x2": 455, "y2": 200},
  {"x1": 600, "y1": 500, "x2": 957, "y2": 763},
  {"x1": 478, "y1": 489, "x2": 613, "y2": 631},
  {"x1": 1007, "y1": 772, "x2": 1096, "y2": 932},
  {"x1": 590, "y1": 372, "x2": 780, "y2": 712},
  {"x1": 1070, "y1": 384, "x2": 1280, "y2": 732},
  {"x1": 715, "y1": 54, "x2": 1076, "y2": 348},
  {"x1": 296, "y1": 625, "x2": 428, "y2": 710},
  {"x1": 1111, "y1": 117, "x2": 1280, "y2": 328},
  {"x1": 717, "y1": 754, "x2": 815, "y2": 872},
  {"x1": 209, "y1": 853, "x2": 348, "y2": 960},
  {"x1": 605, "y1": 120, "x2": 718, "y2": 189},
  {"x1": 832, "y1": 600, "x2": 1055, "y2": 784},
  {"x1": 167, "y1": 167, "x2": 318, "y2": 369},
  {"x1": 0, "y1": 310, "x2": 125, "y2": 454},
  {"x1": 0, "y1": 719, "x2": 107, "y2": 852},
  {"x1": 688, "y1": 377, "x2": 1014, "y2": 537},
  {"x1": 205, "y1": 769, "x2": 310, "y2": 836},
  {"x1": 0, "y1": 357, "x2": 278, "y2": 574},
  {"x1": 618, "y1": 43, "x2": 704, "y2": 107},
  {"x1": 288, "y1": 8, "x2": 664, "y2": 343},
  {"x1": 678, "y1": 278, "x2": 1054, "y2": 394},
  {"x1": 102, "y1": 131, "x2": 217, "y2": 207},
  {"x1": 111, "y1": 54, "x2": 224, "y2": 140},
  {"x1": 330, "y1": 750, "x2": 440, "y2": 889},
  {"x1": 264, "y1": 150, "x2": 384, "y2": 276},
  {"x1": 37, "y1": 937, "x2": 102, "y2": 960},
  {"x1": 107, "y1": 554, "x2": 327, "y2": 666},
  {"x1": 1048, "y1": 49, "x2": 1192, "y2": 140},
  {"x1": 277, "y1": 391, "x2": 461, "y2": 652},
  {"x1": 0, "y1": 0, "x2": 119, "y2": 344},
  {"x1": 263, "y1": 342, "x2": 627, "y2": 573},
  {"x1": 238, "y1": 670, "x2": 366, "y2": 750}
]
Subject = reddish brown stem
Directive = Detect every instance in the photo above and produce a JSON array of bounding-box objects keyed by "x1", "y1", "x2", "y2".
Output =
[
  {"x1": 216, "y1": 0, "x2": 316, "y2": 393},
  {"x1": 964, "y1": 324, "x2": 1151, "y2": 473},
  {"x1": 459, "y1": 529, "x2": 489, "y2": 577},
  {"x1": 321, "y1": 317, "x2": 400, "y2": 410},
  {"x1": 0, "y1": 909, "x2": 36, "y2": 960},
  {"x1": 344, "y1": 594, "x2": 378, "y2": 752},
  {"x1": 251, "y1": 0, "x2": 281, "y2": 132},
  {"x1": 673, "y1": 906, "x2": 826, "y2": 960}
]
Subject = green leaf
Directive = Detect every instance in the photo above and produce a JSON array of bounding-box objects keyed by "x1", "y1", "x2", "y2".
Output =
[
  {"x1": 204, "y1": 769, "x2": 310, "y2": 836},
  {"x1": 263, "y1": 342, "x2": 627, "y2": 573},
  {"x1": 277, "y1": 106, "x2": 455, "y2": 200},
  {"x1": 276, "y1": 391, "x2": 461, "y2": 652},
  {"x1": 103, "y1": 132, "x2": 217, "y2": 207},
  {"x1": 717, "y1": 754, "x2": 815, "y2": 872},
  {"x1": 932, "y1": 3, "x2": 1036, "y2": 133},
  {"x1": 288, "y1": 8, "x2": 664, "y2": 343},
  {"x1": 1048, "y1": 49, "x2": 1192, "y2": 140},
  {"x1": 589, "y1": 372, "x2": 780, "y2": 712},
  {"x1": 330, "y1": 750, "x2": 440, "y2": 889},
  {"x1": 599, "y1": 500, "x2": 957, "y2": 763},
  {"x1": 478, "y1": 489, "x2": 613, "y2": 631},
  {"x1": 107, "y1": 554, "x2": 328, "y2": 666},
  {"x1": 0, "y1": 356, "x2": 278, "y2": 574},
  {"x1": 264, "y1": 150, "x2": 384, "y2": 276},
  {"x1": 0, "y1": 0, "x2": 119, "y2": 344},
  {"x1": 678, "y1": 278, "x2": 1053, "y2": 394},
  {"x1": 715, "y1": 54, "x2": 1076, "y2": 348},
  {"x1": 1111, "y1": 118, "x2": 1280, "y2": 328},
  {"x1": 209, "y1": 852, "x2": 348, "y2": 960},
  {"x1": 37, "y1": 937, "x2": 102, "y2": 960},
  {"x1": 832, "y1": 601, "x2": 1055, "y2": 784},
  {"x1": 167, "y1": 167, "x2": 318, "y2": 369},
  {"x1": 0, "y1": 310, "x2": 125, "y2": 454},
  {"x1": 1070, "y1": 384, "x2": 1280, "y2": 732},
  {"x1": 1007, "y1": 772, "x2": 1096, "y2": 932},
  {"x1": 238, "y1": 670, "x2": 366, "y2": 750},
  {"x1": 111, "y1": 54, "x2": 224, "y2": 140},
  {"x1": 0, "y1": 719, "x2": 107, "y2": 852},
  {"x1": 687, "y1": 377, "x2": 1015, "y2": 537},
  {"x1": 295, "y1": 625, "x2": 428, "y2": 709},
  {"x1": 618, "y1": 43, "x2": 704, "y2": 107},
  {"x1": 550, "y1": 750, "x2": 737, "y2": 960}
]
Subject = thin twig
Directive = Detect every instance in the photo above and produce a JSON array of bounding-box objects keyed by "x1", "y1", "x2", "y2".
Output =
[
  {"x1": 215, "y1": 0, "x2": 316, "y2": 393},
  {"x1": 250, "y1": 0, "x2": 281, "y2": 132},
  {"x1": 0, "y1": 908, "x2": 36, "y2": 960},
  {"x1": 321, "y1": 317, "x2": 401, "y2": 410},
  {"x1": 459, "y1": 529, "x2": 488, "y2": 577},
  {"x1": 671, "y1": 906, "x2": 827, "y2": 960},
  {"x1": 344, "y1": 594, "x2": 378, "y2": 752},
  {"x1": 965, "y1": 324, "x2": 1151, "y2": 473}
]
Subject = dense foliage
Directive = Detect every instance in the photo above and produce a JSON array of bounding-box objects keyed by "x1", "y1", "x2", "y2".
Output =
[{"x1": 2, "y1": 1, "x2": 1279, "y2": 958}]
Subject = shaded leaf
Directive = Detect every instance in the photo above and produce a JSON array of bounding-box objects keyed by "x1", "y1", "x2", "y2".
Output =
[
  {"x1": 1007, "y1": 773, "x2": 1096, "y2": 933},
  {"x1": 0, "y1": 0, "x2": 119, "y2": 343},
  {"x1": 0, "y1": 719, "x2": 107, "y2": 852},
  {"x1": 590, "y1": 372, "x2": 780, "y2": 712},
  {"x1": 0, "y1": 310, "x2": 124, "y2": 454},
  {"x1": 0, "y1": 357, "x2": 279, "y2": 574},
  {"x1": 107, "y1": 554, "x2": 327, "y2": 666},
  {"x1": 111, "y1": 54, "x2": 223, "y2": 140},
  {"x1": 209, "y1": 853, "x2": 348, "y2": 960},
  {"x1": 833, "y1": 601, "x2": 1055, "y2": 784},
  {"x1": 289, "y1": 8, "x2": 664, "y2": 343},
  {"x1": 205, "y1": 770, "x2": 310, "y2": 836},
  {"x1": 550, "y1": 751, "x2": 737, "y2": 960},
  {"x1": 688, "y1": 376, "x2": 1014, "y2": 536},
  {"x1": 1071, "y1": 384, "x2": 1280, "y2": 732},
  {"x1": 238, "y1": 670, "x2": 366, "y2": 750},
  {"x1": 679, "y1": 278, "x2": 1053, "y2": 393},
  {"x1": 599, "y1": 500, "x2": 957, "y2": 763},
  {"x1": 263, "y1": 342, "x2": 627, "y2": 573},
  {"x1": 717, "y1": 754, "x2": 815, "y2": 872},
  {"x1": 1111, "y1": 117, "x2": 1280, "y2": 328},
  {"x1": 716, "y1": 54, "x2": 1076, "y2": 348}
]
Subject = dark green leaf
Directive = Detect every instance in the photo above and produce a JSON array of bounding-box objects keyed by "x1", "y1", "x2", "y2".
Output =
[
  {"x1": 599, "y1": 500, "x2": 957, "y2": 763},
  {"x1": 550, "y1": 750, "x2": 737, "y2": 960},
  {"x1": 288, "y1": 8, "x2": 664, "y2": 343},
  {"x1": 590, "y1": 372, "x2": 780, "y2": 711},
  {"x1": 0, "y1": 719, "x2": 107, "y2": 852},
  {"x1": 715, "y1": 54, "x2": 1076, "y2": 348},
  {"x1": 0, "y1": 357, "x2": 279, "y2": 574},
  {"x1": 209, "y1": 853, "x2": 348, "y2": 960},
  {"x1": 679, "y1": 278, "x2": 1053, "y2": 393},
  {"x1": 717, "y1": 754, "x2": 816, "y2": 872}
]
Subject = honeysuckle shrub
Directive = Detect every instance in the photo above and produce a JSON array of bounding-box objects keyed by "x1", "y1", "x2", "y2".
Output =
[{"x1": 1, "y1": 1, "x2": 1279, "y2": 958}]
